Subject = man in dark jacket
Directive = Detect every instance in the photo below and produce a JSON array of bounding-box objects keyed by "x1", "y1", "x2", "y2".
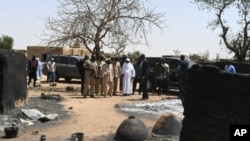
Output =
[
  {"x1": 139, "y1": 54, "x2": 149, "y2": 100},
  {"x1": 76, "y1": 57, "x2": 85, "y2": 95},
  {"x1": 132, "y1": 57, "x2": 142, "y2": 95},
  {"x1": 179, "y1": 55, "x2": 189, "y2": 104}
]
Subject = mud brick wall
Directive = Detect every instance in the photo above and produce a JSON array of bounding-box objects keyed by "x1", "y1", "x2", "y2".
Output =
[
  {"x1": 180, "y1": 64, "x2": 250, "y2": 141},
  {"x1": 0, "y1": 49, "x2": 27, "y2": 113},
  {"x1": 27, "y1": 46, "x2": 91, "y2": 61}
]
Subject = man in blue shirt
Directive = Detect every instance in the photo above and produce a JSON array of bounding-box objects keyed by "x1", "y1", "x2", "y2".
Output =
[{"x1": 224, "y1": 60, "x2": 236, "y2": 74}]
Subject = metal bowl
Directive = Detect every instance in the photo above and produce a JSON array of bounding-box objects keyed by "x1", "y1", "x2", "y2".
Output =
[{"x1": 4, "y1": 126, "x2": 19, "y2": 138}]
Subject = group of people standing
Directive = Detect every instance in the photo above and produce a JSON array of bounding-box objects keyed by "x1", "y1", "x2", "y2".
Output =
[
  {"x1": 27, "y1": 53, "x2": 195, "y2": 102},
  {"x1": 122, "y1": 54, "x2": 149, "y2": 100},
  {"x1": 27, "y1": 54, "x2": 57, "y2": 87},
  {"x1": 27, "y1": 54, "x2": 43, "y2": 87},
  {"x1": 152, "y1": 58, "x2": 170, "y2": 95},
  {"x1": 80, "y1": 53, "x2": 150, "y2": 100},
  {"x1": 81, "y1": 54, "x2": 121, "y2": 98}
]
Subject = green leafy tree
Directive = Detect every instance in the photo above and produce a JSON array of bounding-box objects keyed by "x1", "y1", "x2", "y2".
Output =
[
  {"x1": 189, "y1": 53, "x2": 202, "y2": 61},
  {"x1": 43, "y1": 0, "x2": 165, "y2": 57},
  {"x1": 0, "y1": 35, "x2": 14, "y2": 51},
  {"x1": 193, "y1": 0, "x2": 250, "y2": 62},
  {"x1": 127, "y1": 50, "x2": 141, "y2": 63}
]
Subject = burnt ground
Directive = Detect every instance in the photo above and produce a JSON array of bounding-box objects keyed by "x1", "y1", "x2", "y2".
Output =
[
  {"x1": 0, "y1": 94, "x2": 71, "y2": 138},
  {"x1": 0, "y1": 85, "x2": 180, "y2": 141}
]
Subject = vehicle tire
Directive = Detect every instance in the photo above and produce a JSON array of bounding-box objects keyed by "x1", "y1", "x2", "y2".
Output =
[{"x1": 65, "y1": 78, "x2": 72, "y2": 82}]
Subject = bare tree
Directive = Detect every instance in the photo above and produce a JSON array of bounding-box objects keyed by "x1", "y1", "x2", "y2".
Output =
[
  {"x1": 110, "y1": 37, "x2": 127, "y2": 57},
  {"x1": 173, "y1": 49, "x2": 181, "y2": 56},
  {"x1": 193, "y1": 0, "x2": 250, "y2": 62},
  {"x1": 43, "y1": 0, "x2": 165, "y2": 57}
]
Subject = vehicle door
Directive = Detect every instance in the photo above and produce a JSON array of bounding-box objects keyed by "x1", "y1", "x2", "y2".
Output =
[
  {"x1": 67, "y1": 57, "x2": 81, "y2": 78},
  {"x1": 166, "y1": 58, "x2": 181, "y2": 83},
  {"x1": 56, "y1": 56, "x2": 68, "y2": 78}
]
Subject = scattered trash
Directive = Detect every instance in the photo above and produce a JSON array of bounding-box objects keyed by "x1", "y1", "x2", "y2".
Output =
[
  {"x1": 21, "y1": 109, "x2": 58, "y2": 123},
  {"x1": 41, "y1": 93, "x2": 62, "y2": 101},
  {"x1": 31, "y1": 131, "x2": 39, "y2": 135},
  {"x1": 21, "y1": 109, "x2": 45, "y2": 120},
  {"x1": 19, "y1": 118, "x2": 34, "y2": 125},
  {"x1": 66, "y1": 86, "x2": 74, "y2": 92},
  {"x1": 38, "y1": 114, "x2": 59, "y2": 122}
]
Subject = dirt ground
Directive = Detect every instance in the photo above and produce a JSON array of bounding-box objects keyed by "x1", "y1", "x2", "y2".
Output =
[{"x1": 3, "y1": 77, "x2": 178, "y2": 141}]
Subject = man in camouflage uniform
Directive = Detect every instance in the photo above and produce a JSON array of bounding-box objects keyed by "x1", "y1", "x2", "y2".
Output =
[
  {"x1": 83, "y1": 55, "x2": 97, "y2": 98},
  {"x1": 154, "y1": 58, "x2": 169, "y2": 95},
  {"x1": 112, "y1": 57, "x2": 121, "y2": 96},
  {"x1": 89, "y1": 55, "x2": 98, "y2": 96},
  {"x1": 102, "y1": 59, "x2": 114, "y2": 97},
  {"x1": 95, "y1": 55, "x2": 105, "y2": 95}
]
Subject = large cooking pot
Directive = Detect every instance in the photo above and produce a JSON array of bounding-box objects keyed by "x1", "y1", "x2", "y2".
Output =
[
  {"x1": 114, "y1": 116, "x2": 149, "y2": 141},
  {"x1": 4, "y1": 125, "x2": 19, "y2": 138}
]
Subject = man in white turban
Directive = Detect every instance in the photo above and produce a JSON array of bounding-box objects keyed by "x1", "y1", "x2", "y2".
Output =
[{"x1": 121, "y1": 58, "x2": 135, "y2": 96}]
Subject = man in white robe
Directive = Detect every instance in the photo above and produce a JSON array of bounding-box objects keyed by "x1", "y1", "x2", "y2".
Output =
[{"x1": 121, "y1": 58, "x2": 135, "y2": 96}]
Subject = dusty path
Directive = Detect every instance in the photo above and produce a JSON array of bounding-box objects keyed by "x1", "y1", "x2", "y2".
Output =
[{"x1": 4, "y1": 77, "x2": 175, "y2": 141}]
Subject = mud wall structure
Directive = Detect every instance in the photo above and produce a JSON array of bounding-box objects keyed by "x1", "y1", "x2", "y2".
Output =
[
  {"x1": 0, "y1": 49, "x2": 27, "y2": 113},
  {"x1": 180, "y1": 64, "x2": 250, "y2": 141},
  {"x1": 27, "y1": 46, "x2": 91, "y2": 61}
]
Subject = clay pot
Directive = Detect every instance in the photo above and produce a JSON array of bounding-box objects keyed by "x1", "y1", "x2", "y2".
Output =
[
  {"x1": 4, "y1": 126, "x2": 19, "y2": 138},
  {"x1": 152, "y1": 113, "x2": 182, "y2": 135},
  {"x1": 71, "y1": 132, "x2": 84, "y2": 141},
  {"x1": 114, "y1": 116, "x2": 149, "y2": 141}
]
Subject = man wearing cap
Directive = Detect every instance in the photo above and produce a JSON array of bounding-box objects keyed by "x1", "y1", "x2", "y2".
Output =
[
  {"x1": 47, "y1": 57, "x2": 56, "y2": 86},
  {"x1": 121, "y1": 58, "x2": 135, "y2": 96}
]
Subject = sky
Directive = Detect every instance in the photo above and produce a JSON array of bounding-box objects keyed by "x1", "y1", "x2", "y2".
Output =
[{"x1": 0, "y1": 0, "x2": 240, "y2": 60}]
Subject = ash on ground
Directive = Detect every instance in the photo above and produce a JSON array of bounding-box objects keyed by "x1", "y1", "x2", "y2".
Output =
[
  {"x1": 115, "y1": 98, "x2": 184, "y2": 119},
  {"x1": 0, "y1": 94, "x2": 72, "y2": 137},
  {"x1": 115, "y1": 98, "x2": 183, "y2": 141},
  {"x1": 0, "y1": 94, "x2": 181, "y2": 141}
]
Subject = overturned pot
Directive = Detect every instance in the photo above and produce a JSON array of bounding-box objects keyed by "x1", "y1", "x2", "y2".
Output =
[
  {"x1": 114, "y1": 116, "x2": 149, "y2": 141},
  {"x1": 4, "y1": 126, "x2": 19, "y2": 138}
]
